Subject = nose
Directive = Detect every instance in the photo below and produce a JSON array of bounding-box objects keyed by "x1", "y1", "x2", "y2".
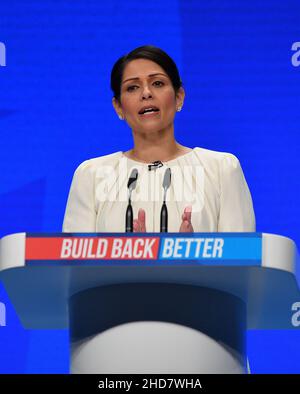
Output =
[{"x1": 141, "y1": 84, "x2": 153, "y2": 100}]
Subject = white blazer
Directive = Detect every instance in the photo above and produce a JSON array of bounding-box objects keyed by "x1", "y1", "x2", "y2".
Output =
[{"x1": 63, "y1": 147, "x2": 255, "y2": 233}]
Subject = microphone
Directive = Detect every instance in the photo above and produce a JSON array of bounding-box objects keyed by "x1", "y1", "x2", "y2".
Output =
[
  {"x1": 160, "y1": 168, "x2": 171, "y2": 232},
  {"x1": 125, "y1": 168, "x2": 138, "y2": 232},
  {"x1": 148, "y1": 160, "x2": 163, "y2": 171}
]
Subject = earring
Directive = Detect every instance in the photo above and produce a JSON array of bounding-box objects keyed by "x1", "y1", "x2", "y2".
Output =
[
  {"x1": 177, "y1": 106, "x2": 182, "y2": 112},
  {"x1": 118, "y1": 114, "x2": 124, "y2": 120}
]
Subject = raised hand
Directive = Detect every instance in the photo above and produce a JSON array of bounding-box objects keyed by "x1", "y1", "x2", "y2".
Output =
[
  {"x1": 179, "y1": 206, "x2": 194, "y2": 233},
  {"x1": 133, "y1": 207, "x2": 193, "y2": 232}
]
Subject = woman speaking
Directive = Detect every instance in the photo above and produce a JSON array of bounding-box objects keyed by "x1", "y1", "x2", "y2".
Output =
[{"x1": 63, "y1": 45, "x2": 255, "y2": 233}]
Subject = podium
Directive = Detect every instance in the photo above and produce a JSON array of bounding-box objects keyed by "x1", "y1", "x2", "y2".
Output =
[{"x1": 0, "y1": 232, "x2": 299, "y2": 373}]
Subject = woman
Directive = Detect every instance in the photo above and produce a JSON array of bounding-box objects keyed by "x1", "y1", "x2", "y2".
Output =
[{"x1": 63, "y1": 45, "x2": 255, "y2": 233}]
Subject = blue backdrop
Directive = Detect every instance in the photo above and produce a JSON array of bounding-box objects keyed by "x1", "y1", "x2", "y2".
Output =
[{"x1": 1, "y1": 0, "x2": 300, "y2": 373}]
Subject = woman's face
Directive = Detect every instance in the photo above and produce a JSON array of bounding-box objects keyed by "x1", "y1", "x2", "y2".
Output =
[{"x1": 113, "y1": 58, "x2": 184, "y2": 134}]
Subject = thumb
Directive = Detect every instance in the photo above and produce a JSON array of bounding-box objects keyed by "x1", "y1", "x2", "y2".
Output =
[
  {"x1": 138, "y1": 208, "x2": 146, "y2": 224},
  {"x1": 183, "y1": 206, "x2": 192, "y2": 222}
]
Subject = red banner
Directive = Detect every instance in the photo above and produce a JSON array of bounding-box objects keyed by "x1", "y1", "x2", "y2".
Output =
[{"x1": 25, "y1": 237, "x2": 160, "y2": 260}]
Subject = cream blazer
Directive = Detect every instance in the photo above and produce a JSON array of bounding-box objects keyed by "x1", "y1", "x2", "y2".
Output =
[{"x1": 63, "y1": 147, "x2": 255, "y2": 233}]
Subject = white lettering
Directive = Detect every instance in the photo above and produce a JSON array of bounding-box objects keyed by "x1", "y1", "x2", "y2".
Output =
[
  {"x1": 162, "y1": 239, "x2": 174, "y2": 258},
  {"x1": 60, "y1": 239, "x2": 72, "y2": 258},
  {"x1": 184, "y1": 238, "x2": 194, "y2": 256},
  {"x1": 143, "y1": 239, "x2": 155, "y2": 258},
  {"x1": 0, "y1": 42, "x2": 6, "y2": 66},
  {"x1": 72, "y1": 239, "x2": 84, "y2": 258},
  {"x1": 96, "y1": 239, "x2": 108, "y2": 258},
  {"x1": 82, "y1": 239, "x2": 89, "y2": 257},
  {"x1": 111, "y1": 239, "x2": 123, "y2": 258},
  {"x1": 291, "y1": 42, "x2": 300, "y2": 67},
  {"x1": 173, "y1": 239, "x2": 184, "y2": 258},
  {"x1": 194, "y1": 239, "x2": 205, "y2": 257},
  {"x1": 86, "y1": 239, "x2": 95, "y2": 258},
  {"x1": 95, "y1": 161, "x2": 205, "y2": 204},
  {"x1": 162, "y1": 238, "x2": 223, "y2": 258},
  {"x1": 61, "y1": 239, "x2": 109, "y2": 259},
  {"x1": 122, "y1": 239, "x2": 132, "y2": 258},
  {"x1": 212, "y1": 238, "x2": 224, "y2": 257},
  {"x1": 291, "y1": 302, "x2": 300, "y2": 327},
  {"x1": 203, "y1": 238, "x2": 213, "y2": 257},
  {"x1": 0, "y1": 301, "x2": 6, "y2": 326},
  {"x1": 98, "y1": 378, "x2": 132, "y2": 391},
  {"x1": 133, "y1": 239, "x2": 143, "y2": 258},
  {"x1": 111, "y1": 238, "x2": 155, "y2": 259}
]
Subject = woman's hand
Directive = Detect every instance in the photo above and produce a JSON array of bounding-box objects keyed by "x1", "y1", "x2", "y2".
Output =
[
  {"x1": 133, "y1": 206, "x2": 193, "y2": 233},
  {"x1": 133, "y1": 208, "x2": 147, "y2": 232},
  {"x1": 179, "y1": 206, "x2": 194, "y2": 233}
]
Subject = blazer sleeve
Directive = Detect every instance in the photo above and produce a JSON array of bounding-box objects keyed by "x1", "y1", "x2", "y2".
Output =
[
  {"x1": 217, "y1": 154, "x2": 256, "y2": 232},
  {"x1": 62, "y1": 161, "x2": 96, "y2": 232}
]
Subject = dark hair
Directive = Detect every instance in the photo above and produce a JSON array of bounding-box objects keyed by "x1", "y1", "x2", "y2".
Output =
[{"x1": 110, "y1": 45, "x2": 183, "y2": 102}]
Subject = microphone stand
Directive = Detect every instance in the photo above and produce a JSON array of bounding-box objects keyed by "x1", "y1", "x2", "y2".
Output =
[
  {"x1": 160, "y1": 168, "x2": 171, "y2": 233},
  {"x1": 125, "y1": 168, "x2": 138, "y2": 232},
  {"x1": 125, "y1": 196, "x2": 133, "y2": 233}
]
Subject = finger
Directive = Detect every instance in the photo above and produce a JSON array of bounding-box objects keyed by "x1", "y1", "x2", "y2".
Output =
[
  {"x1": 187, "y1": 222, "x2": 194, "y2": 233},
  {"x1": 179, "y1": 219, "x2": 194, "y2": 233},
  {"x1": 184, "y1": 206, "x2": 192, "y2": 223},
  {"x1": 138, "y1": 209, "x2": 146, "y2": 232},
  {"x1": 133, "y1": 220, "x2": 138, "y2": 232},
  {"x1": 138, "y1": 208, "x2": 146, "y2": 224},
  {"x1": 179, "y1": 220, "x2": 189, "y2": 233}
]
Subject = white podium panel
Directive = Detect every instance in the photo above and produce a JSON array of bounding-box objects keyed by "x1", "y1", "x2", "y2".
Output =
[{"x1": 71, "y1": 322, "x2": 245, "y2": 374}]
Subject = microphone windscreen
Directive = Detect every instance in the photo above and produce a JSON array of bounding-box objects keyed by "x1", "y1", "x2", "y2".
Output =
[
  {"x1": 127, "y1": 168, "x2": 138, "y2": 189},
  {"x1": 163, "y1": 168, "x2": 171, "y2": 189}
]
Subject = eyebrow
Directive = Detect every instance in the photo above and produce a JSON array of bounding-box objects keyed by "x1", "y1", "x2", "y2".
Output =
[{"x1": 122, "y1": 73, "x2": 168, "y2": 85}]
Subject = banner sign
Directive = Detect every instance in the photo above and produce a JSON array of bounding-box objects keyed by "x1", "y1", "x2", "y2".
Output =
[{"x1": 25, "y1": 233, "x2": 262, "y2": 266}]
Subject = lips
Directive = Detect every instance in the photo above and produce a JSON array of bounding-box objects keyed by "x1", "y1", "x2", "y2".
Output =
[{"x1": 138, "y1": 106, "x2": 160, "y2": 115}]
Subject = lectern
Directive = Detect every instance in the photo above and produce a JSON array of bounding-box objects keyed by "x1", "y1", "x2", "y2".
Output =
[{"x1": 0, "y1": 232, "x2": 299, "y2": 373}]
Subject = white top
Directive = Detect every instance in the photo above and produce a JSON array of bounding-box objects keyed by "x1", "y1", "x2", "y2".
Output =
[{"x1": 62, "y1": 147, "x2": 255, "y2": 233}]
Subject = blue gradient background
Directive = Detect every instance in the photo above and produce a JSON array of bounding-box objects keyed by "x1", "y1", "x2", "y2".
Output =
[{"x1": 0, "y1": 0, "x2": 300, "y2": 373}]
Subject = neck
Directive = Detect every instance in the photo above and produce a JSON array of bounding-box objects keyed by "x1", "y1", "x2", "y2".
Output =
[{"x1": 128, "y1": 127, "x2": 185, "y2": 163}]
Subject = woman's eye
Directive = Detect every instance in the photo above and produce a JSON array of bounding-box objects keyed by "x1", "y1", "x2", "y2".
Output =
[
  {"x1": 126, "y1": 81, "x2": 164, "y2": 92},
  {"x1": 127, "y1": 85, "x2": 138, "y2": 92}
]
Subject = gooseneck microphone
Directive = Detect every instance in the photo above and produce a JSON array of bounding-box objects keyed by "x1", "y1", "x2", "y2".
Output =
[
  {"x1": 125, "y1": 168, "x2": 138, "y2": 232},
  {"x1": 160, "y1": 168, "x2": 171, "y2": 232}
]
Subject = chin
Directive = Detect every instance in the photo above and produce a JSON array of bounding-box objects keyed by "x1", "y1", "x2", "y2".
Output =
[
  {"x1": 140, "y1": 120, "x2": 171, "y2": 131},
  {"x1": 142, "y1": 126, "x2": 166, "y2": 134}
]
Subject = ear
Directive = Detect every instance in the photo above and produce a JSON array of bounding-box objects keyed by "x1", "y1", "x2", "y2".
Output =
[
  {"x1": 112, "y1": 97, "x2": 123, "y2": 118},
  {"x1": 175, "y1": 87, "x2": 185, "y2": 108}
]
